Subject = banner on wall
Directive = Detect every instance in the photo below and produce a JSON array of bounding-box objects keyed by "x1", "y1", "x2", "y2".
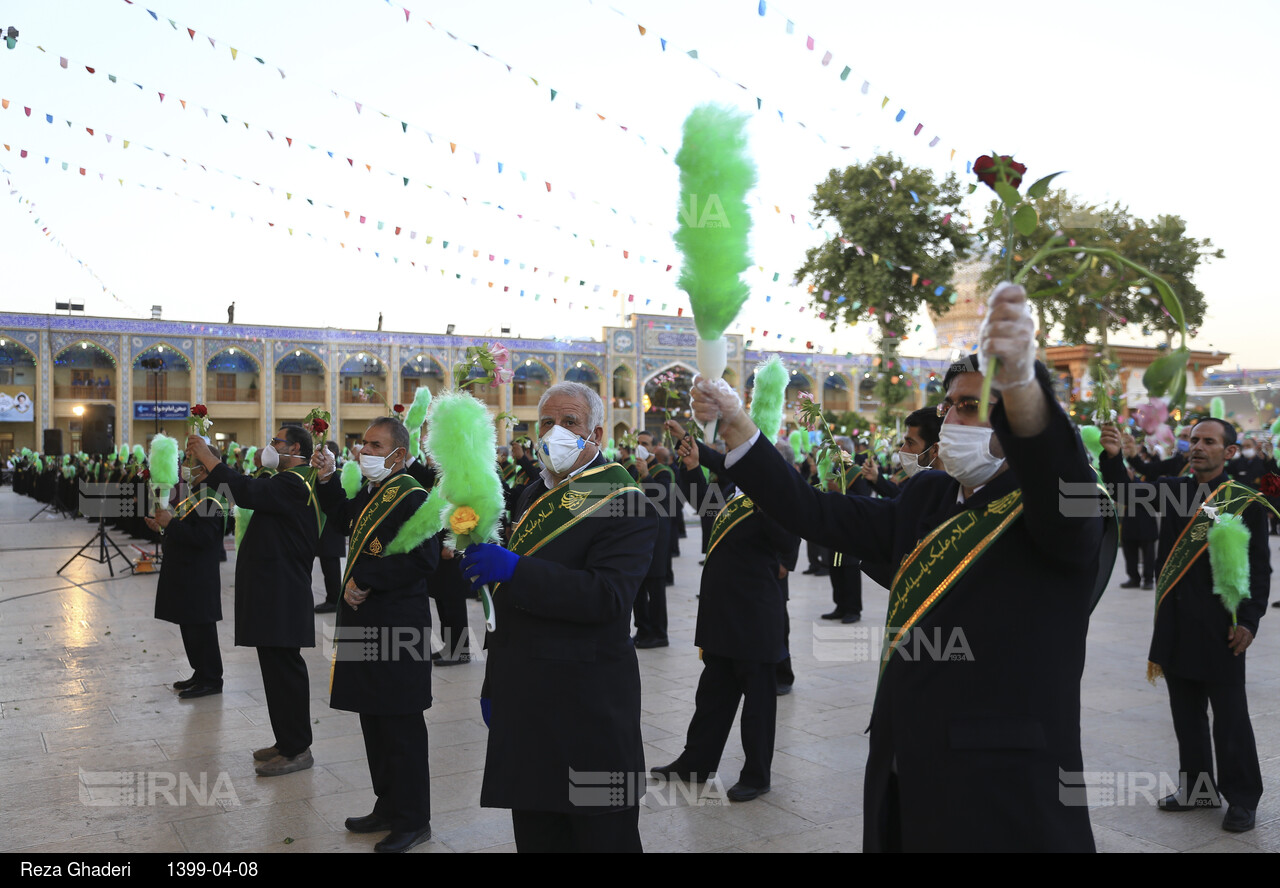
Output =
[
  {"x1": 134, "y1": 401, "x2": 190, "y2": 421},
  {"x1": 0, "y1": 390, "x2": 35, "y2": 422}
]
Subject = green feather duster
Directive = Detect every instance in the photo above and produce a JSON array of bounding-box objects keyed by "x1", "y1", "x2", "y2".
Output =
[
  {"x1": 234, "y1": 506, "x2": 252, "y2": 551},
  {"x1": 674, "y1": 104, "x2": 757, "y2": 342},
  {"x1": 1210, "y1": 396, "x2": 1225, "y2": 420},
  {"x1": 1270, "y1": 417, "x2": 1280, "y2": 438},
  {"x1": 750, "y1": 355, "x2": 788, "y2": 441},
  {"x1": 1208, "y1": 512, "x2": 1251, "y2": 620},
  {"x1": 1080, "y1": 425, "x2": 1103, "y2": 461},
  {"x1": 34, "y1": 456, "x2": 43, "y2": 472},
  {"x1": 385, "y1": 487, "x2": 447, "y2": 556},
  {"x1": 148, "y1": 434, "x2": 180, "y2": 502},
  {"x1": 132, "y1": 444, "x2": 145, "y2": 464},
  {"x1": 405, "y1": 385, "x2": 434, "y2": 455},
  {"x1": 341, "y1": 459, "x2": 364, "y2": 500},
  {"x1": 425, "y1": 391, "x2": 505, "y2": 548},
  {"x1": 604, "y1": 437, "x2": 617, "y2": 462},
  {"x1": 817, "y1": 452, "x2": 832, "y2": 486},
  {"x1": 244, "y1": 445, "x2": 257, "y2": 466},
  {"x1": 789, "y1": 428, "x2": 806, "y2": 455},
  {"x1": 227, "y1": 454, "x2": 238, "y2": 469}
]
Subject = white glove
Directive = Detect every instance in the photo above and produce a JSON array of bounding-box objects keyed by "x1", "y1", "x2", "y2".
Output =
[
  {"x1": 977, "y1": 282, "x2": 1036, "y2": 390},
  {"x1": 691, "y1": 376, "x2": 744, "y2": 427}
]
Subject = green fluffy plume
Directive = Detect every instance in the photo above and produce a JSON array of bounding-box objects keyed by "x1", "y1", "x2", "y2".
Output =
[
  {"x1": 789, "y1": 429, "x2": 808, "y2": 458},
  {"x1": 405, "y1": 385, "x2": 434, "y2": 455},
  {"x1": 425, "y1": 391, "x2": 505, "y2": 547},
  {"x1": 673, "y1": 103, "x2": 757, "y2": 341},
  {"x1": 340, "y1": 459, "x2": 363, "y2": 500},
  {"x1": 750, "y1": 355, "x2": 788, "y2": 441},
  {"x1": 1210, "y1": 396, "x2": 1226, "y2": 420},
  {"x1": 1271, "y1": 417, "x2": 1280, "y2": 438},
  {"x1": 132, "y1": 444, "x2": 145, "y2": 463},
  {"x1": 1080, "y1": 425, "x2": 1103, "y2": 462},
  {"x1": 1208, "y1": 512, "x2": 1251, "y2": 619},
  {"x1": 34, "y1": 457, "x2": 43, "y2": 472},
  {"x1": 234, "y1": 506, "x2": 252, "y2": 551},
  {"x1": 148, "y1": 434, "x2": 180, "y2": 500},
  {"x1": 817, "y1": 452, "x2": 832, "y2": 485},
  {"x1": 386, "y1": 488, "x2": 446, "y2": 556}
]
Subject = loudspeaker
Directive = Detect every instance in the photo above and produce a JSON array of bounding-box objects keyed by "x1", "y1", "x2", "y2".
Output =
[
  {"x1": 43, "y1": 428, "x2": 63, "y2": 456},
  {"x1": 82, "y1": 404, "x2": 116, "y2": 456}
]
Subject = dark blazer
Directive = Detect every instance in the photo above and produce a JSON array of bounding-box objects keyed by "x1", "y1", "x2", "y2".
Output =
[
  {"x1": 208, "y1": 463, "x2": 320, "y2": 649},
  {"x1": 1099, "y1": 455, "x2": 1159, "y2": 543},
  {"x1": 682, "y1": 444, "x2": 799, "y2": 663},
  {"x1": 317, "y1": 469, "x2": 439, "y2": 713},
  {"x1": 480, "y1": 454, "x2": 658, "y2": 814},
  {"x1": 639, "y1": 461, "x2": 674, "y2": 579},
  {"x1": 1103, "y1": 458, "x2": 1271, "y2": 684},
  {"x1": 1129, "y1": 450, "x2": 1188, "y2": 480},
  {"x1": 721, "y1": 388, "x2": 1103, "y2": 852},
  {"x1": 154, "y1": 488, "x2": 225, "y2": 625}
]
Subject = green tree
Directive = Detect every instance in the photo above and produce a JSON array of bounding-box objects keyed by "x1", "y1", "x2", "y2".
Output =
[{"x1": 796, "y1": 153, "x2": 973, "y2": 424}]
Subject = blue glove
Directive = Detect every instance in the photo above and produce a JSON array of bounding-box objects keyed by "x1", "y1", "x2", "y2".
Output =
[{"x1": 460, "y1": 543, "x2": 518, "y2": 591}]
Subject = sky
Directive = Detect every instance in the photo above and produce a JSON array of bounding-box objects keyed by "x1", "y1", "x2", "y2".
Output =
[{"x1": 0, "y1": 0, "x2": 1276, "y2": 367}]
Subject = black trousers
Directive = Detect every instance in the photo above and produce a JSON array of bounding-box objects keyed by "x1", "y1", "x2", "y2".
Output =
[
  {"x1": 319, "y1": 555, "x2": 341, "y2": 605},
  {"x1": 511, "y1": 807, "x2": 641, "y2": 853},
  {"x1": 776, "y1": 590, "x2": 794, "y2": 687},
  {"x1": 360, "y1": 712, "x2": 430, "y2": 832},
  {"x1": 633, "y1": 576, "x2": 668, "y2": 642},
  {"x1": 830, "y1": 557, "x2": 862, "y2": 615},
  {"x1": 256, "y1": 646, "x2": 312, "y2": 757},
  {"x1": 431, "y1": 562, "x2": 471, "y2": 658},
  {"x1": 1165, "y1": 671, "x2": 1262, "y2": 808},
  {"x1": 681, "y1": 653, "x2": 777, "y2": 788},
  {"x1": 806, "y1": 540, "x2": 829, "y2": 572},
  {"x1": 1122, "y1": 538, "x2": 1156, "y2": 584},
  {"x1": 179, "y1": 622, "x2": 223, "y2": 686}
]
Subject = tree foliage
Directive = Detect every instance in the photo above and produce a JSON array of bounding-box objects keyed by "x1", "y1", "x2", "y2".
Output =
[{"x1": 978, "y1": 191, "x2": 1220, "y2": 347}]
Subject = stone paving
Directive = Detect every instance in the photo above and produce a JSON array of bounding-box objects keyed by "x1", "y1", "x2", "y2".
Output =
[{"x1": 1, "y1": 484, "x2": 1278, "y2": 853}]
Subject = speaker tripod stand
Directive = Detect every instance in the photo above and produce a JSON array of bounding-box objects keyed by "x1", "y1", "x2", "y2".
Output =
[{"x1": 58, "y1": 515, "x2": 132, "y2": 577}]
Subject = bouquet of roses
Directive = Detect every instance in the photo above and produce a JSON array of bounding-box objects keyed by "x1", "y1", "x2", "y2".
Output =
[
  {"x1": 304, "y1": 408, "x2": 330, "y2": 450},
  {"x1": 187, "y1": 404, "x2": 213, "y2": 435}
]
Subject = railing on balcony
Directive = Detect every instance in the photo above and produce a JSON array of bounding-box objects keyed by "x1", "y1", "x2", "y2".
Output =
[
  {"x1": 142, "y1": 386, "x2": 191, "y2": 402},
  {"x1": 279, "y1": 388, "x2": 327, "y2": 403},
  {"x1": 56, "y1": 384, "x2": 116, "y2": 400},
  {"x1": 340, "y1": 390, "x2": 391, "y2": 405},
  {"x1": 209, "y1": 387, "x2": 260, "y2": 402}
]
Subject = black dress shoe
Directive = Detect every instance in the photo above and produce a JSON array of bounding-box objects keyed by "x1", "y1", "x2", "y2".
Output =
[
  {"x1": 314, "y1": 601, "x2": 337, "y2": 614},
  {"x1": 635, "y1": 637, "x2": 669, "y2": 649},
  {"x1": 650, "y1": 761, "x2": 702, "y2": 781},
  {"x1": 812, "y1": 569, "x2": 830, "y2": 577},
  {"x1": 841, "y1": 613, "x2": 861, "y2": 624},
  {"x1": 1223, "y1": 805, "x2": 1256, "y2": 833},
  {"x1": 375, "y1": 824, "x2": 431, "y2": 853},
  {"x1": 178, "y1": 684, "x2": 222, "y2": 700},
  {"x1": 1142, "y1": 581, "x2": 1154, "y2": 590},
  {"x1": 776, "y1": 684, "x2": 793, "y2": 696},
  {"x1": 434, "y1": 654, "x2": 471, "y2": 667},
  {"x1": 801, "y1": 568, "x2": 817, "y2": 575},
  {"x1": 1158, "y1": 791, "x2": 1220, "y2": 811},
  {"x1": 820, "y1": 610, "x2": 845, "y2": 620},
  {"x1": 345, "y1": 812, "x2": 393, "y2": 834},
  {"x1": 1119, "y1": 580, "x2": 1141, "y2": 589},
  {"x1": 727, "y1": 782, "x2": 770, "y2": 802},
  {"x1": 173, "y1": 677, "x2": 198, "y2": 690}
]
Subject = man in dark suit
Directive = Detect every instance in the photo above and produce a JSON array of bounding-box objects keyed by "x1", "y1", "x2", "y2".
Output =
[
  {"x1": 188, "y1": 426, "x2": 320, "y2": 777},
  {"x1": 652, "y1": 429, "x2": 799, "y2": 801},
  {"x1": 632, "y1": 442, "x2": 673, "y2": 648},
  {"x1": 147, "y1": 445, "x2": 226, "y2": 699},
  {"x1": 313, "y1": 441, "x2": 347, "y2": 614},
  {"x1": 314, "y1": 417, "x2": 439, "y2": 853},
  {"x1": 1114, "y1": 429, "x2": 1160, "y2": 590},
  {"x1": 460, "y1": 382, "x2": 657, "y2": 852},
  {"x1": 691, "y1": 284, "x2": 1106, "y2": 851},
  {"x1": 1101, "y1": 418, "x2": 1271, "y2": 832}
]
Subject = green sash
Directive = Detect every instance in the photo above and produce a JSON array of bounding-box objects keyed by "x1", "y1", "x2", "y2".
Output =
[
  {"x1": 649, "y1": 463, "x2": 675, "y2": 486},
  {"x1": 174, "y1": 486, "x2": 229, "y2": 534},
  {"x1": 505, "y1": 462, "x2": 642, "y2": 563},
  {"x1": 342, "y1": 474, "x2": 425, "y2": 589},
  {"x1": 252, "y1": 467, "x2": 276, "y2": 479},
  {"x1": 283, "y1": 465, "x2": 324, "y2": 537},
  {"x1": 1155, "y1": 480, "x2": 1260, "y2": 615},
  {"x1": 880, "y1": 489, "x2": 1024, "y2": 678},
  {"x1": 704, "y1": 493, "x2": 754, "y2": 559}
]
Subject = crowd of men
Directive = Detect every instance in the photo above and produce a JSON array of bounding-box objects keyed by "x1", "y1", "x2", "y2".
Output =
[{"x1": 4, "y1": 286, "x2": 1279, "y2": 852}]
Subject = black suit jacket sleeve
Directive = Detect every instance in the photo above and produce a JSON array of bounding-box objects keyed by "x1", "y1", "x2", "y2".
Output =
[
  {"x1": 208, "y1": 462, "x2": 308, "y2": 514},
  {"x1": 872, "y1": 475, "x2": 900, "y2": 499},
  {"x1": 1236, "y1": 498, "x2": 1272, "y2": 637},
  {"x1": 989, "y1": 385, "x2": 1102, "y2": 566},
  {"x1": 162, "y1": 502, "x2": 223, "y2": 550}
]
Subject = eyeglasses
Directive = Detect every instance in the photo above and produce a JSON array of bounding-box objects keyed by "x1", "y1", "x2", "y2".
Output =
[
  {"x1": 270, "y1": 437, "x2": 287, "y2": 446},
  {"x1": 936, "y1": 396, "x2": 995, "y2": 419}
]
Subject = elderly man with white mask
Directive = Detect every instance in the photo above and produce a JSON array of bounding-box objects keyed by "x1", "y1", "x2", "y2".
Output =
[{"x1": 689, "y1": 283, "x2": 1109, "y2": 852}]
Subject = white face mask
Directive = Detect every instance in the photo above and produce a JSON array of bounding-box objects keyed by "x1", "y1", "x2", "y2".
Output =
[
  {"x1": 634, "y1": 444, "x2": 651, "y2": 462},
  {"x1": 890, "y1": 452, "x2": 902, "y2": 467},
  {"x1": 360, "y1": 449, "x2": 400, "y2": 483},
  {"x1": 261, "y1": 443, "x2": 281, "y2": 469},
  {"x1": 898, "y1": 449, "x2": 936, "y2": 478},
  {"x1": 539, "y1": 423, "x2": 592, "y2": 474},
  {"x1": 1242, "y1": 448, "x2": 1257, "y2": 460},
  {"x1": 181, "y1": 467, "x2": 197, "y2": 485},
  {"x1": 937, "y1": 424, "x2": 1005, "y2": 489}
]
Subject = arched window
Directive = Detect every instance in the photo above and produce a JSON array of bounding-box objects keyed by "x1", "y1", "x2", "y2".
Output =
[
  {"x1": 339, "y1": 352, "x2": 388, "y2": 404},
  {"x1": 611, "y1": 365, "x2": 634, "y2": 409},
  {"x1": 133, "y1": 344, "x2": 191, "y2": 403},
  {"x1": 823, "y1": 372, "x2": 851, "y2": 412},
  {"x1": 206, "y1": 347, "x2": 260, "y2": 402},
  {"x1": 276, "y1": 350, "x2": 326, "y2": 403},
  {"x1": 513, "y1": 359, "x2": 553, "y2": 408},
  {"x1": 54, "y1": 341, "x2": 116, "y2": 400},
  {"x1": 401, "y1": 353, "x2": 447, "y2": 401},
  {"x1": 565, "y1": 361, "x2": 601, "y2": 394}
]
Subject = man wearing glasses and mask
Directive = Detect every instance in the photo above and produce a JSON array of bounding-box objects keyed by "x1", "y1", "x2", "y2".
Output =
[
  {"x1": 690, "y1": 284, "x2": 1109, "y2": 852},
  {"x1": 187, "y1": 426, "x2": 322, "y2": 777}
]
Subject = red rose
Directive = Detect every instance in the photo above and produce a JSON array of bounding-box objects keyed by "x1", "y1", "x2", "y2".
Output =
[
  {"x1": 393, "y1": 403, "x2": 405, "y2": 414},
  {"x1": 312, "y1": 418, "x2": 328, "y2": 434},
  {"x1": 191, "y1": 404, "x2": 208, "y2": 417},
  {"x1": 1259, "y1": 474, "x2": 1280, "y2": 498},
  {"x1": 974, "y1": 154, "x2": 1027, "y2": 191}
]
